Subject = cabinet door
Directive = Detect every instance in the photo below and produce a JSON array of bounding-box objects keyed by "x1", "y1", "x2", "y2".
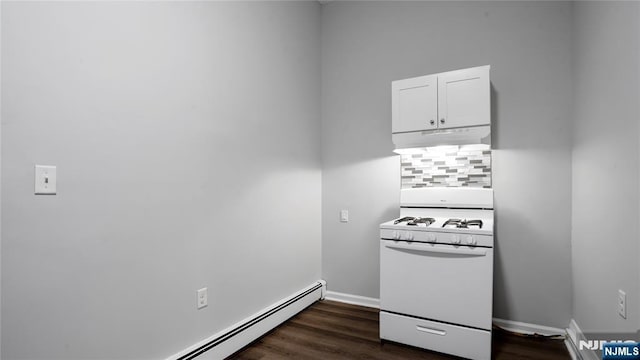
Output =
[
  {"x1": 437, "y1": 66, "x2": 490, "y2": 129},
  {"x1": 392, "y1": 75, "x2": 438, "y2": 133}
]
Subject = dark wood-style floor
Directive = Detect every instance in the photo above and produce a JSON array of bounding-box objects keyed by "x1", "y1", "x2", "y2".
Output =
[{"x1": 229, "y1": 300, "x2": 570, "y2": 360}]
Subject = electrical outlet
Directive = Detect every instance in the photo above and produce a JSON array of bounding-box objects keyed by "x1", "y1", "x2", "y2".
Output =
[
  {"x1": 618, "y1": 289, "x2": 626, "y2": 319},
  {"x1": 197, "y1": 288, "x2": 208, "y2": 309}
]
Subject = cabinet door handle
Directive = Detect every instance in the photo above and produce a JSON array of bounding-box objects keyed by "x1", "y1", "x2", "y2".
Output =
[
  {"x1": 429, "y1": 119, "x2": 435, "y2": 125},
  {"x1": 440, "y1": 118, "x2": 445, "y2": 124}
]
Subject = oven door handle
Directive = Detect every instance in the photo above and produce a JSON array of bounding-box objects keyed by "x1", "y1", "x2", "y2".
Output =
[{"x1": 385, "y1": 243, "x2": 487, "y2": 256}]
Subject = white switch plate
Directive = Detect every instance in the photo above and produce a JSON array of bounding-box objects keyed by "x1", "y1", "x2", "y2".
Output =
[
  {"x1": 340, "y1": 209, "x2": 349, "y2": 222},
  {"x1": 197, "y1": 288, "x2": 208, "y2": 309},
  {"x1": 35, "y1": 165, "x2": 57, "y2": 195},
  {"x1": 618, "y1": 289, "x2": 626, "y2": 319}
]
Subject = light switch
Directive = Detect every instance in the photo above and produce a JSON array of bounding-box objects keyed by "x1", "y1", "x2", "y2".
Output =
[
  {"x1": 340, "y1": 209, "x2": 349, "y2": 222},
  {"x1": 35, "y1": 165, "x2": 57, "y2": 195}
]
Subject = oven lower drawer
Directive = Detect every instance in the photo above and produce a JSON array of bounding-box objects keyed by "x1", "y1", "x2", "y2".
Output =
[{"x1": 380, "y1": 311, "x2": 491, "y2": 360}]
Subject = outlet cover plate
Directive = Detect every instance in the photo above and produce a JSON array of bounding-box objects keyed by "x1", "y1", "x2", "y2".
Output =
[
  {"x1": 618, "y1": 289, "x2": 626, "y2": 319},
  {"x1": 197, "y1": 288, "x2": 208, "y2": 309}
]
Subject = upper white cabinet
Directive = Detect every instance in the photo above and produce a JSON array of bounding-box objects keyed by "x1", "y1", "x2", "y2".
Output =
[
  {"x1": 392, "y1": 74, "x2": 438, "y2": 133},
  {"x1": 392, "y1": 65, "x2": 490, "y2": 133}
]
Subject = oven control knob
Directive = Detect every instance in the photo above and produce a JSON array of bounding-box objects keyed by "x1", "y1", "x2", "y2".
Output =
[
  {"x1": 427, "y1": 234, "x2": 437, "y2": 242},
  {"x1": 399, "y1": 232, "x2": 412, "y2": 240},
  {"x1": 465, "y1": 235, "x2": 477, "y2": 245},
  {"x1": 451, "y1": 235, "x2": 461, "y2": 245},
  {"x1": 392, "y1": 231, "x2": 399, "y2": 240}
]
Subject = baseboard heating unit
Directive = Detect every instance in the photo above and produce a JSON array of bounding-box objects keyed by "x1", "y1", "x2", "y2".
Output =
[{"x1": 167, "y1": 280, "x2": 326, "y2": 360}]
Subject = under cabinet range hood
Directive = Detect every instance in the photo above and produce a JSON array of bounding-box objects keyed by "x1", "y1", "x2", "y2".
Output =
[
  {"x1": 391, "y1": 65, "x2": 491, "y2": 151},
  {"x1": 392, "y1": 125, "x2": 491, "y2": 151}
]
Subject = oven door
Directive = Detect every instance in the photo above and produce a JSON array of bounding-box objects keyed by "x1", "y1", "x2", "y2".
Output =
[{"x1": 380, "y1": 240, "x2": 493, "y2": 330}]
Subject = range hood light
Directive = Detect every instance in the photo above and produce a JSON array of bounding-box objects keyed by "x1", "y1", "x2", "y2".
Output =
[
  {"x1": 394, "y1": 144, "x2": 490, "y2": 156},
  {"x1": 393, "y1": 147, "x2": 428, "y2": 155},
  {"x1": 392, "y1": 125, "x2": 491, "y2": 150},
  {"x1": 459, "y1": 144, "x2": 491, "y2": 152},
  {"x1": 423, "y1": 145, "x2": 459, "y2": 155}
]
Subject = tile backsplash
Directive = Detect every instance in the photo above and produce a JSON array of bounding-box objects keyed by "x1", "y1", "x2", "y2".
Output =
[{"x1": 400, "y1": 145, "x2": 491, "y2": 189}]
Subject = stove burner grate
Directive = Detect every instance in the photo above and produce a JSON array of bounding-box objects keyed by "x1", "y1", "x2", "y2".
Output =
[
  {"x1": 407, "y1": 217, "x2": 436, "y2": 226},
  {"x1": 393, "y1": 216, "x2": 436, "y2": 226},
  {"x1": 393, "y1": 216, "x2": 415, "y2": 225},
  {"x1": 442, "y1": 219, "x2": 483, "y2": 229}
]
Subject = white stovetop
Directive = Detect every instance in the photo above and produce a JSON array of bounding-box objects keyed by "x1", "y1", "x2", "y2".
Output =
[
  {"x1": 384, "y1": 187, "x2": 495, "y2": 235},
  {"x1": 380, "y1": 207, "x2": 494, "y2": 236},
  {"x1": 380, "y1": 216, "x2": 494, "y2": 236}
]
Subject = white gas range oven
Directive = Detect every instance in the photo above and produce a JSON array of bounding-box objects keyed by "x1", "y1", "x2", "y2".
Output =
[{"x1": 379, "y1": 187, "x2": 494, "y2": 360}]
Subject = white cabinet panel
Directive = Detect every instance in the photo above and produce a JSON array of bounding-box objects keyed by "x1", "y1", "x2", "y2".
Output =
[
  {"x1": 391, "y1": 65, "x2": 490, "y2": 134},
  {"x1": 392, "y1": 75, "x2": 438, "y2": 133},
  {"x1": 438, "y1": 66, "x2": 490, "y2": 129}
]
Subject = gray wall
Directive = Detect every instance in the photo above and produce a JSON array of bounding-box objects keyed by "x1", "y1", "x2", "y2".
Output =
[
  {"x1": 321, "y1": 1, "x2": 573, "y2": 328},
  {"x1": 1, "y1": 2, "x2": 321, "y2": 359},
  {"x1": 0, "y1": 3, "x2": 2, "y2": 355},
  {"x1": 572, "y1": 1, "x2": 640, "y2": 333}
]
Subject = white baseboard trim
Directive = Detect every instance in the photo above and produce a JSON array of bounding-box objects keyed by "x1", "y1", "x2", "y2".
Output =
[
  {"x1": 566, "y1": 319, "x2": 582, "y2": 360},
  {"x1": 564, "y1": 336, "x2": 584, "y2": 360},
  {"x1": 324, "y1": 291, "x2": 380, "y2": 309},
  {"x1": 565, "y1": 337, "x2": 581, "y2": 360},
  {"x1": 566, "y1": 318, "x2": 598, "y2": 360},
  {"x1": 492, "y1": 317, "x2": 565, "y2": 337},
  {"x1": 166, "y1": 280, "x2": 326, "y2": 360}
]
